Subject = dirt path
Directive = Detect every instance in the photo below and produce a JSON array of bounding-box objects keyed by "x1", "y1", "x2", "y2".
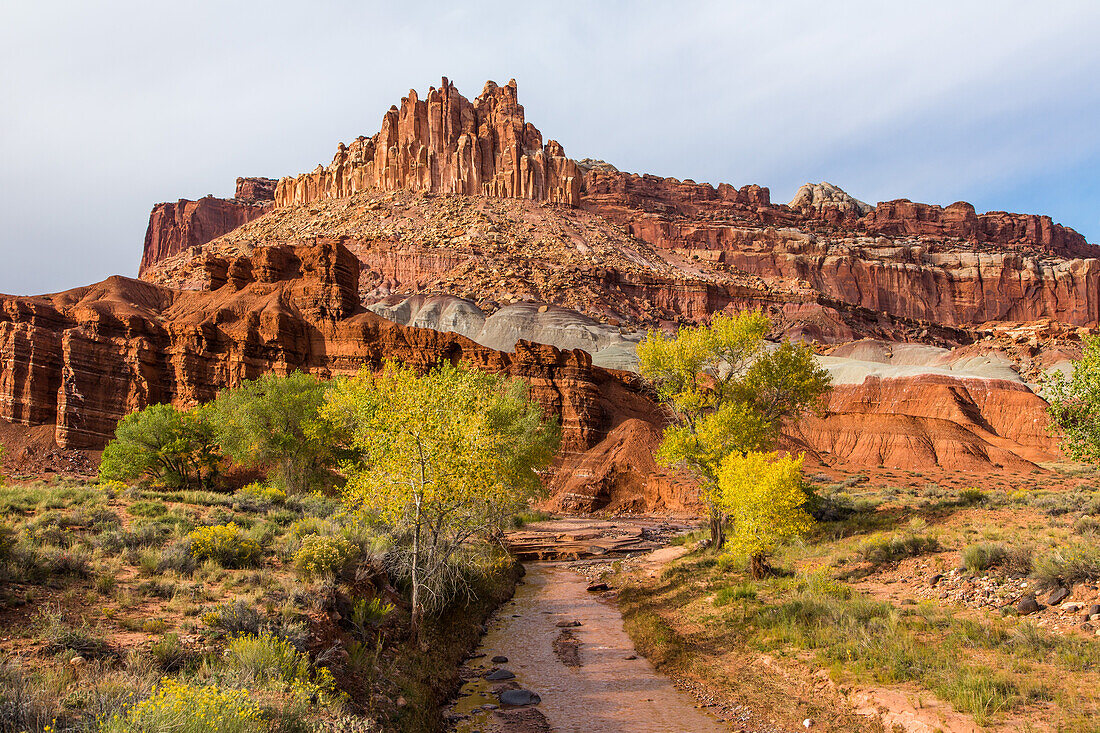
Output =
[{"x1": 448, "y1": 562, "x2": 728, "y2": 732}]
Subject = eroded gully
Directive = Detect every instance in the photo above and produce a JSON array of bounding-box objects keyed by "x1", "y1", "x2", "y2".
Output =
[{"x1": 447, "y1": 562, "x2": 728, "y2": 733}]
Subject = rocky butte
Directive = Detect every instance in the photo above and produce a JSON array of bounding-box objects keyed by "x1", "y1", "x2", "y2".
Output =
[{"x1": 2, "y1": 77, "x2": 1093, "y2": 510}]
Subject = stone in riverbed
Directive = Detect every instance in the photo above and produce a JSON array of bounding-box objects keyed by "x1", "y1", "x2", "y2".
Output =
[
  {"x1": 491, "y1": 655, "x2": 509, "y2": 663},
  {"x1": 556, "y1": 620, "x2": 582, "y2": 628},
  {"x1": 499, "y1": 689, "x2": 541, "y2": 706},
  {"x1": 485, "y1": 668, "x2": 516, "y2": 681}
]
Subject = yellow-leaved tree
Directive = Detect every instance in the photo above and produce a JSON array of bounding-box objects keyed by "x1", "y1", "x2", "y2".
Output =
[
  {"x1": 638, "y1": 310, "x2": 830, "y2": 548},
  {"x1": 718, "y1": 451, "x2": 813, "y2": 578},
  {"x1": 321, "y1": 362, "x2": 559, "y2": 636}
]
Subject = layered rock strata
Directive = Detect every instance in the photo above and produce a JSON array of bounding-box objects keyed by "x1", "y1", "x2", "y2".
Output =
[{"x1": 1, "y1": 240, "x2": 654, "y2": 460}]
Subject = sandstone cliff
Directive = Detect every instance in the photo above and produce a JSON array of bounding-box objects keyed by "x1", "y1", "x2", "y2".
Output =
[
  {"x1": 275, "y1": 78, "x2": 581, "y2": 208},
  {"x1": 2, "y1": 240, "x2": 656, "y2": 464},
  {"x1": 139, "y1": 183, "x2": 273, "y2": 276}
]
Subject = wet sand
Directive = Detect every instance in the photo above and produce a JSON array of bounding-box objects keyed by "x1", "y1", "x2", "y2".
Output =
[{"x1": 451, "y1": 563, "x2": 728, "y2": 732}]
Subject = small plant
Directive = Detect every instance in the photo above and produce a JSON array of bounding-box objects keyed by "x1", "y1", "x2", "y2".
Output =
[
  {"x1": 187, "y1": 523, "x2": 261, "y2": 568},
  {"x1": 237, "y1": 483, "x2": 287, "y2": 507},
  {"x1": 37, "y1": 607, "x2": 113, "y2": 658},
  {"x1": 857, "y1": 533, "x2": 941, "y2": 566},
  {"x1": 148, "y1": 632, "x2": 190, "y2": 672},
  {"x1": 101, "y1": 678, "x2": 265, "y2": 733},
  {"x1": 224, "y1": 632, "x2": 337, "y2": 701},
  {"x1": 293, "y1": 534, "x2": 356, "y2": 578},
  {"x1": 961, "y1": 543, "x2": 1032, "y2": 575},
  {"x1": 349, "y1": 597, "x2": 394, "y2": 641},
  {"x1": 0, "y1": 522, "x2": 14, "y2": 566},
  {"x1": 202, "y1": 600, "x2": 264, "y2": 638},
  {"x1": 1073, "y1": 515, "x2": 1100, "y2": 536},
  {"x1": 714, "y1": 583, "x2": 757, "y2": 606},
  {"x1": 1031, "y1": 544, "x2": 1100, "y2": 589},
  {"x1": 128, "y1": 500, "x2": 168, "y2": 518}
]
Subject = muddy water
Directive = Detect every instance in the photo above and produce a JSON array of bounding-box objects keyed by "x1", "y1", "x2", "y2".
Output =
[{"x1": 452, "y1": 563, "x2": 727, "y2": 732}]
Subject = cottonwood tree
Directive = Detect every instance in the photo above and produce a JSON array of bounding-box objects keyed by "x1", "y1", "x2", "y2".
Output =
[
  {"x1": 321, "y1": 362, "x2": 559, "y2": 636},
  {"x1": 718, "y1": 451, "x2": 813, "y2": 578},
  {"x1": 638, "y1": 310, "x2": 830, "y2": 548},
  {"x1": 1046, "y1": 336, "x2": 1100, "y2": 463},
  {"x1": 210, "y1": 372, "x2": 335, "y2": 493},
  {"x1": 99, "y1": 404, "x2": 219, "y2": 489}
]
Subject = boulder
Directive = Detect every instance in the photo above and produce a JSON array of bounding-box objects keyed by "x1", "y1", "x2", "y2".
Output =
[
  {"x1": 498, "y1": 689, "x2": 541, "y2": 707},
  {"x1": 1017, "y1": 595, "x2": 1042, "y2": 615}
]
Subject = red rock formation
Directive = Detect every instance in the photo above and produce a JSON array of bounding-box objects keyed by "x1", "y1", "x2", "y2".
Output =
[
  {"x1": 140, "y1": 195, "x2": 269, "y2": 276},
  {"x1": 1, "y1": 239, "x2": 649, "y2": 461},
  {"x1": 275, "y1": 78, "x2": 582, "y2": 207},
  {"x1": 787, "y1": 374, "x2": 1058, "y2": 471},
  {"x1": 862, "y1": 200, "x2": 1096, "y2": 257},
  {"x1": 577, "y1": 169, "x2": 1100, "y2": 327},
  {"x1": 235, "y1": 177, "x2": 277, "y2": 202}
]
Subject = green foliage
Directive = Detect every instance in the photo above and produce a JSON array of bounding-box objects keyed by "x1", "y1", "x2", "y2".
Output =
[
  {"x1": 858, "y1": 533, "x2": 942, "y2": 567},
  {"x1": 717, "y1": 451, "x2": 813, "y2": 577},
  {"x1": 292, "y1": 534, "x2": 357, "y2": 578},
  {"x1": 961, "y1": 542, "x2": 1032, "y2": 575},
  {"x1": 101, "y1": 679, "x2": 265, "y2": 733},
  {"x1": 210, "y1": 372, "x2": 336, "y2": 493},
  {"x1": 714, "y1": 582, "x2": 757, "y2": 605},
  {"x1": 224, "y1": 633, "x2": 335, "y2": 695},
  {"x1": 37, "y1": 607, "x2": 112, "y2": 658},
  {"x1": 187, "y1": 523, "x2": 261, "y2": 568},
  {"x1": 1031, "y1": 544, "x2": 1100, "y2": 589},
  {"x1": 148, "y1": 632, "x2": 190, "y2": 672},
  {"x1": 350, "y1": 597, "x2": 394, "y2": 641},
  {"x1": 202, "y1": 600, "x2": 265, "y2": 638},
  {"x1": 1045, "y1": 336, "x2": 1100, "y2": 463},
  {"x1": 637, "y1": 311, "x2": 831, "y2": 545},
  {"x1": 99, "y1": 404, "x2": 219, "y2": 490},
  {"x1": 322, "y1": 361, "x2": 559, "y2": 631},
  {"x1": 0, "y1": 522, "x2": 14, "y2": 566}
]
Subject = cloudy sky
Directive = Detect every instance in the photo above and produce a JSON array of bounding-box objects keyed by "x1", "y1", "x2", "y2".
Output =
[{"x1": 2, "y1": 1, "x2": 1099, "y2": 295}]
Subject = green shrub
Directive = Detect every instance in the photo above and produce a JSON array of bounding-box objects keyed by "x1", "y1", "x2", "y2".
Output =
[
  {"x1": 714, "y1": 583, "x2": 757, "y2": 606},
  {"x1": 961, "y1": 543, "x2": 1032, "y2": 575},
  {"x1": 148, "y1": 633, "x2": 190, "y2": 672},
  {"x1": 1031, "y1": 545, "x2": 1100, "y2": 589},
  {"x1": 224, "y1": 632, "x2": 336, "y2": 701},
  {"x1": 349, "y1": 597, "x2": 394, "y2": 641},
  {"x1": 857, "y1": 533, "x2": 940, "y2": 566},
  {"x1": 187, "y1": 523, "x2": 261, "y2": 568},
  {"x1": 38, "y1": 610, "x2": 112, "y2": 658},
  {"x1": 1073, "y1": 515, "x2": 1100, "y2": 536},
  {"x1": 0, "y1": 522, "x2": 14, "y2": 565},
  {"x1": 202, "y1": 600, "x2": 264, "y2": 638},
  {"x1": 293, "y1": 534, "x2": 356, "y2": 578},
  {"x1": 101, "y1": 679, "x2": 265, "y2": 733},
  {"x1": 157, "y1": 539, "x2": 197, "y2": 574},
  {"x1": 128, "y1": 500, "x2": 168, "y2": 518},
  {"x1": 235, "y1": 483, "x2": 287, "y2": 511},
  {"x1": 0, "y1": 661, "x2": 61, "y2": 733}
]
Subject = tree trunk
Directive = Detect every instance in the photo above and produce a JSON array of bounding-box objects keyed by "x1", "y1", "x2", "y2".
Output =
[
  {"x1": 708, "y1": 508, "x2": 725, "y2": 550},
  {"x1": 410, "y1": 495, "x2": 423, "y2": 640},
  {"x1": 749, "y1": 553, "x2": 771, "y2": 580}
]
